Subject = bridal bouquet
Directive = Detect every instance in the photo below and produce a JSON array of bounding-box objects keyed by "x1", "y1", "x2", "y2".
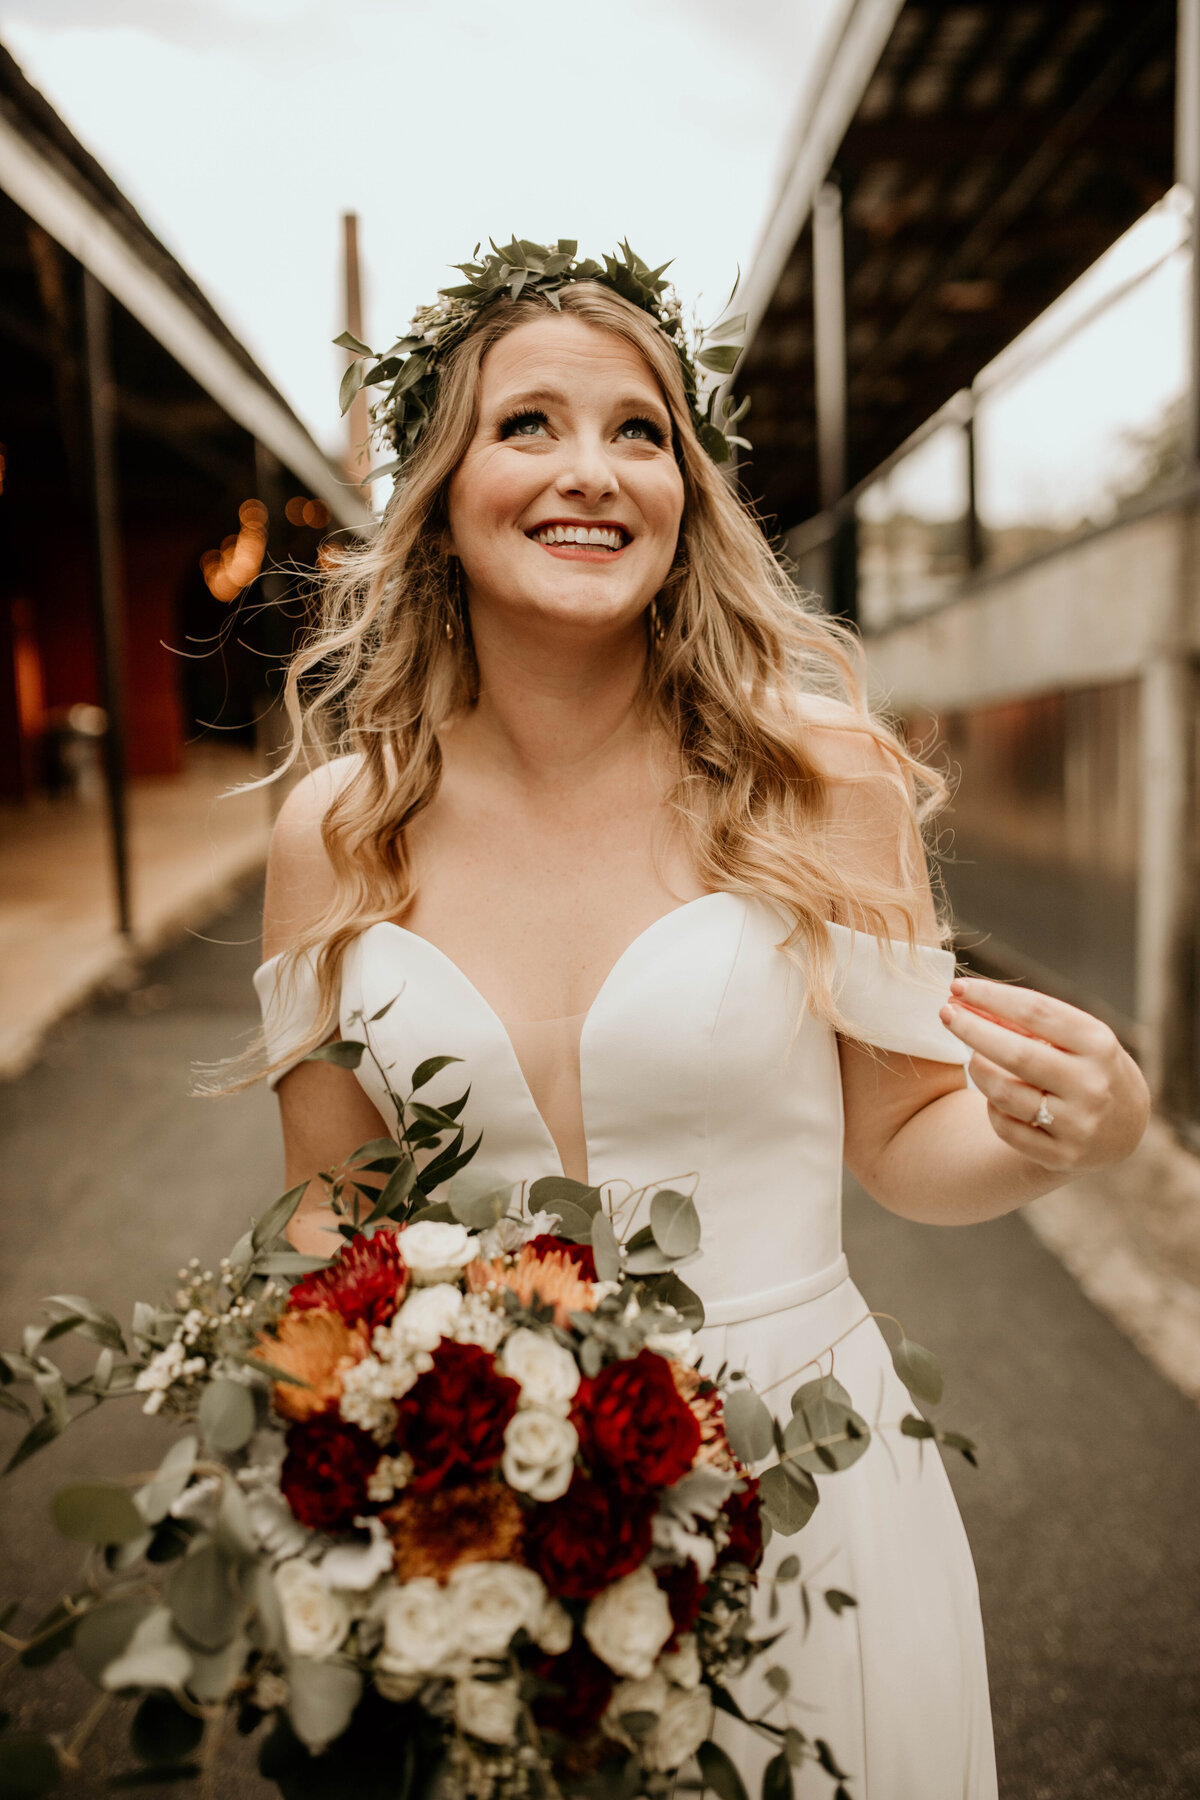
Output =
[{"x1": 0, "y1": 1016, "x2": 956, "y2": 1800}]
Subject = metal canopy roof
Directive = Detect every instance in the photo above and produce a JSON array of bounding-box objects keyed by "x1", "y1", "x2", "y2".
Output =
[
  {"x1": 736, "y1": 0, "x2": 1178, "y2": 533},
  {"x1": 0, "y1": 44, "x2": 370, "y2": 530}
]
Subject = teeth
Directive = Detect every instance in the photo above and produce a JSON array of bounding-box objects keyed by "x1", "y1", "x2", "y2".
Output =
[{"x1": 533, "y1": 525, "x2": 625, "y2": 549}]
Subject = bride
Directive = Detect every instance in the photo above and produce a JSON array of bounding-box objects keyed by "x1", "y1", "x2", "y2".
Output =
[{"x1": 253, "y1": 244, "x2": 1148, "y2": 1797}]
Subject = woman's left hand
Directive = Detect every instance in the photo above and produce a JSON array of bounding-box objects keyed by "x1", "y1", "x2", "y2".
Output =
[{"x1": 939, "y1": 976, "x2": 1150, "y2": 1172}]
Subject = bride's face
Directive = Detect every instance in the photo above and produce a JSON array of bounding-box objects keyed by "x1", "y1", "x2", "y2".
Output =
[{"x1": 445, "y1": 315, "x2": 685, "y2": 639}]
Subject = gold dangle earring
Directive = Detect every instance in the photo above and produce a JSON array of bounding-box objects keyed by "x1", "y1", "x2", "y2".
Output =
[
  {"x1": 445, "y1": 557, "x2": 462, "y2": 643},
  {"x1": 649, "y1": 597, "x2": 666, "y2": 647}
]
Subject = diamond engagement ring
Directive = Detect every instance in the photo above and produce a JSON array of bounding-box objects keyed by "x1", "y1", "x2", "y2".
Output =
[{"x1": 1033, "y1": 1094, "x2": 1055, "y2": 1130}]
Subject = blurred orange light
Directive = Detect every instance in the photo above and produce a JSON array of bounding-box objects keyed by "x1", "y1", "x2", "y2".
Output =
[
  {"x1": 285, "y1": 495, "x2": 308, "y2": 526},
  {"x1": 302, "y1": 499, "x2": 331, "y2": 530},
  {"x1": 201, "y1": 501, "x2": 269, "y2": 602},
  {"x1": 239, "y1": 497, "x2": 269, "y2": 527}
]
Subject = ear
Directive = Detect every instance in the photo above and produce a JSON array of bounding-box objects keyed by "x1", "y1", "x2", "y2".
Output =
[{"x1": 441, "y1": 527, "x2": 458, "y2": 560}]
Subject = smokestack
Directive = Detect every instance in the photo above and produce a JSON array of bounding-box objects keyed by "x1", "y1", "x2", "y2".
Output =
[{"x1": 342, "y1": 210, "x2": 370, "y2": 487}]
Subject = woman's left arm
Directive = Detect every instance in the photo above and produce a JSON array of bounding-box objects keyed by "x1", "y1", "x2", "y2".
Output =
[{"x1": 840, "y1": 978, "x2": 1150, "y2": 1225}]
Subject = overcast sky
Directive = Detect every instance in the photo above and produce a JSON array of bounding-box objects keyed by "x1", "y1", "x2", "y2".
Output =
[{"x1": 0, "y1": 0, "x2": 845, "y2": 454}]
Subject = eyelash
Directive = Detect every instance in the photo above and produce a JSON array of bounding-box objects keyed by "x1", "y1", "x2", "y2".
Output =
[{"x1": 497, "y1": 408, "x2": 667, "y2": 448}]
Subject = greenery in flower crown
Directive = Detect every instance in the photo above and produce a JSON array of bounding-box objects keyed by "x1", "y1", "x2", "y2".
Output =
[{"x1": 334, "y1": 237, "x2": 752, "y2": 482}]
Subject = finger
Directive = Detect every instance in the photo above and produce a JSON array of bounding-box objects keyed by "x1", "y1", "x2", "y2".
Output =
[
  {"x1": 984, "y1": 1100, "x2": 1071, "y2": 1168},
  {"x1": 948, "y1": 977, "x2": 1108, "y2": 1057},
  {"x1": 965, "y1": 1051, "x2": 1045, "y2": 1125},
  {"x1": 940, "y1": 1002, "x2": 1071, "y2": 1091}
]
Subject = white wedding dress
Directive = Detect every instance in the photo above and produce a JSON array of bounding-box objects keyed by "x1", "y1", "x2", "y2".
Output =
[{"x1": 255, "y1": 892, "x2": 998, "y2": 1798}]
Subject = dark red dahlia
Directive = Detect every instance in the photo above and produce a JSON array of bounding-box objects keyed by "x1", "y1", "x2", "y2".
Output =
[
  {"x1": 394, "y1": 1340, "x2": 520, "y2": 1493},
  {"x1": 717, "y1": 1478, "x2": 764, "y2": 1572},
  {"x1": 523, "y1": 1470, "x2": 654, "y2": 1601},
  {"x1": 531, "y1": 1634, "x2": 614, "y2": 1735},
  {"x1": 571, "y1": 1349, "x2": 701, "y2": 1493},
  {"x1": 657, "y1": 1558, "x2": 704, "y2": 1640},
  {"x1": 288, "y1": 1228, "x2": 408, "y2": 1332},
  {"x1": 525, "y1": 1235, "x2": 598, "y2": 1282},
  {"x1": 280, "y1": 1414, "x2": 380, "y2": 1532}
]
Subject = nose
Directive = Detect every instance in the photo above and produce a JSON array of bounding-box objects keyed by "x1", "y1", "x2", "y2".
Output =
[{"x1": 553, "y1": 428, "x2": 619, "y2": 505}]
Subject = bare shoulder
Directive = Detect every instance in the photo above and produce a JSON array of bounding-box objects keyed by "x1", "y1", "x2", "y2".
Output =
[
  {"x1": 262, "y1": 756, "x2": 360, "y2": 959},
  {"x1": 792, "y1": 692, "x2": 903, "y2": 785}
]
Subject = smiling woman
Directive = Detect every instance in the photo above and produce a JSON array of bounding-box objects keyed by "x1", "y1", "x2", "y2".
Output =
[{"x1": 244, "y1": 240, "x2": 1148, "y2": 1800}]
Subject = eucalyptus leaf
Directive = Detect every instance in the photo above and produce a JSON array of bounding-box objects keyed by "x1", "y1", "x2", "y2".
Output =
[
  {"x1": 198, "y1": 1380, "x2": 256, "y2": 1454},
  {"x1": 52, "y1": 1482, "x2": 147, "y2": 1547},
  {"x1": 641, "y1": 1271, "x2": 704, "y2": 1328},
  {"x1": 758, "y1": 1463, "x2": 818, "y2": 1535},
  {"x1": 409, "y1": 1054, "x2": 462, "y2": 1090},
  {"x1": 4, "y1": 1414, "x2": 62, "y2": 1475},
  {"x1": 74, "y1": 1599, "x2": 155, "y2": 1686},
  {"x1": 548, "y1": 1199, "x2": 598, "y2": 1244},
  {"x1": 287, "y1": 1657, "x2": 363, "y2": 1755},
  {"x1": 338, "y1": 358, "x2": 365, "y2": 416},
  {"x1": 697, "y1": 344, "x2": 741, "y2": 374},
  {"x1": 167, "y1": 1540, "x2": 242, "y2": 1652},
  {"x1": 332, "y1": 329, "x2": 372, "y2": 355},
  {"x1": 257, "y1": 1251, "x2": 331, "y2": 1277},
  {"x1": 823, "y1": 1589, "x2": 857, "y2": 1616},
  {"x1": 446, "y1": 1170, "x2": 510, "y2": 1231},
  {"x1": 40, "y1": 1295, "x2": 125, "y2": 1353},
  {"x1": 891, "y1": 1337, "x2": 944, "y2": 1406},
  {"x1": 187, "y1": 1630, "x2": 250, "y2": 1703},
  {"x1": 137, "y1": 1437, "x2": 199, "y2": 1526},
  {"x1": 622, "y1": 1242, "x2": 674, "y2": 1276},
  {"x1": 762, "y1": 1751, "x2": 793, "y2": 1800},
  {"x1": 102, "y1": 1607, "x2": 193, "y2": 1692},
  {"x1": 774, "y1": 1555, "x2": 800, "y2": 1582},
  {"x1": 763, "y1": 1665, "x2": 789, "y2": 1696},
  {"x1": 590, "y1": 1211, "x2": 621, "y2": 1283},
  {"x1": 723, "y1": 1388, "x2": 775, "y2": 1465},
  {"x1": 783, "y1": 1396, "x2": 870, "y2": 1474},
  {"x1": 367, "y1": 1157, "x2": 417, "y2": 1221},
  {"x1": 0, "y1": 1732, "x2": 61, "y2": 1797},
  {"x1": 528, "y1": 1176, "x2": 603, "y2": 1217},
  {"x1": 649, "y1": 1189, "x2": 700, "y2": 1260},
  {"x1": 251, "y1": 1184, "x2": 308, "y2": 1252},
  {"x1": 899, "y1": 1414, "x2": 935, "y2": 1441},
  {"x1": 696, "y1": 1739, "x2": 749, "y2": 1800},
  {"x1": 303, "y1": 1040, "x2": 365, "y2": 1070},
  {"x1": 789, "y1": 1374, "x2": 851, "y2": 1412}
]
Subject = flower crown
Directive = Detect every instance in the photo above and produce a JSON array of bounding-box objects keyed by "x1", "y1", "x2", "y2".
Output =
[{"x1": 334, "y1": 237, "x2": 750, "y2": 481}]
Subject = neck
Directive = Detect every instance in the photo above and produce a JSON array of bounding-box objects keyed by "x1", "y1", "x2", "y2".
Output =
[{"x1": 457, "y1": 608, "x2": 652, "y2": 781}]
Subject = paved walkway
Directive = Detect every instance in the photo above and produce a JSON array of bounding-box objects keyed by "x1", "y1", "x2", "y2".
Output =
[
  {"x1": 0, "y1": 891, "x2": 1196, "y2": 1797},
  {"x1": 0, "y1": 745, "x2": 273, "y2": 1079}
]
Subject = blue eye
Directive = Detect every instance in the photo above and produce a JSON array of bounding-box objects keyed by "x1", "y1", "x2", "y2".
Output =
[
  {"x1": 618, "y1": 416, "x2": 667, "y2": 446},
  {"x1": 499, "y1": 409, "x2": 548, "y2": 439}
]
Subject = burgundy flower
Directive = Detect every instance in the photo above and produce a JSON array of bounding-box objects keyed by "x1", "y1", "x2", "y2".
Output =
[
  {"x1": 394, "y1": 1341, "x2": 520, "y2": 1492},
  {"x1": 531, "y1": 1634, "x2": 614, "y2": 1735},
  {"x1": 289, "y1": 1228, "x2": 409, "y2": 1332},
  {"x1": 525, "y1": 1235, "x2": 598, "y2": 1282},
  {"x1": 657, "y1": 1559, "x2": 704, "y2": 1640},
  {"x1": 524, "y1": 1470, "x2": 654, "y2": 1601},
  {"x1": 280, "y1": 1414, "x2": 380, "y2": 1532},
  {"x1": 717, "y1": 1479, "x2": 764, "y2": 1573},
  {"x1": 572, "y1": 1349, "x2": 701, "y2": 1493}
]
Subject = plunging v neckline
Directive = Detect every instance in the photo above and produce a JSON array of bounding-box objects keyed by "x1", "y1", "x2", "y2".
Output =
[{"x1": 362, "y1": 892, "x2": 739, "y2": 1182}]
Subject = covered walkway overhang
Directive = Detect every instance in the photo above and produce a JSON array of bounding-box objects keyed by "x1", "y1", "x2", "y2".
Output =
[{"x1": 737, "y1": 0, "x2": 1179, "y2": 550}]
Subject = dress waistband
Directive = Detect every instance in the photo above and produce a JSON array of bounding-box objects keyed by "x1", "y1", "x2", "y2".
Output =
[{"x1": 700, "y1": 1253, "x2": 850, "y2": 1328}]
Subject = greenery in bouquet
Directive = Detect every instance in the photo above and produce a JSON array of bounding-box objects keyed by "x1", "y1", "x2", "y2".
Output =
[{"x1": 0, "y1": 1002, "x2": 971, "y2": 1800}]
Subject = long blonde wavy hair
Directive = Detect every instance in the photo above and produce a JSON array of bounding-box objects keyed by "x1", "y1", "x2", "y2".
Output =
[{"x1": 256, "y1": 281, "x2": 947, "y2": 1076}]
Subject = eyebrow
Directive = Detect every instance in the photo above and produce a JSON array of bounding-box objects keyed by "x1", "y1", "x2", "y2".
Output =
[{"x1": 491, "y1": 386, "x2": 671, "y2": 421}]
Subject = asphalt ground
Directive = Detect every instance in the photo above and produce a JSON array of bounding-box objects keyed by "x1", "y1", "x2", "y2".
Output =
[{"x1": 1, "y1": 885, "x2": 1197, "y2": 1799}]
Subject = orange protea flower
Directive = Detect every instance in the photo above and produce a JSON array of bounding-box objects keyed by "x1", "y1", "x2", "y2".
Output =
[
  {"x1": 466, "y1": 1244, "x2": 600, "y2": 1329},
  {"x1": 255, "y1": 1307, "x2": 369, "y2": 1423},
  {"x1": 382, "y1": 1479, "x2": 525, "y2": 1582},
  {"x1": 671, "y1": 1361, "x2": 738, "y2": 1471}
]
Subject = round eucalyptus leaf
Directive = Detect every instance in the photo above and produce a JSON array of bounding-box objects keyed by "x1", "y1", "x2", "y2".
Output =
[
  {"x1": 783, "y1": 1396, "x2": 871, "y2": 1474},
  {"x1": 649, "y1": 1189, "x2": 700, "y2": 1260},
  {"x1": 287, "y1": 1657, "x2": 364, "y2": 1755},
  {"x1": 762, "y1": 1749, "x2": 794, "y2": 1800},
  {"x1": 187, "y1": 1631, "x2": 250, "y2": 1703},
  {"x1": 758, "y1": 1463, "x2": 818, "y2": 1535},
  {"x1": 723, "y1": 1388, "x2": 775, "y2": 1465},
  {"x1": 101, "y1": 1607, "x2": 193, "y2": 1692},
  {"x1": 74, "y1": 1599, "x2": 154, "y2": 1686},
  {"x1": 167, "y1": 1540, "x2": 241, "y2": 1652},
  {"x1": 198, "y1": 1379, "x2": 256, "y2": 1454},
  {"x1": 130, "y1": 1691, "x2": 205, "y2": 1765},
  {"x1": 623, "y1": 1242, "x2": 673, "y2": 1276},
  {"x1": 528, "y1": 1176, "x2": 603, "y2": 1218},
  {"x1": 643, "y1": 1270, "x2": 705, "y2": 1329},
  {"x1": 0, "y1": 1732, "x2": 60, "y2": 1798},
  {"x1": 136, "y1": 1435, "x2": 198, "y2": 1526},
  {"x1": 789, "y1": 1374, "x2": 851, "y2": 1413},
  {"x1": 446, "y1": 1169, "x2": 510, "y2": 1231},
  {"x1": 52, "y1": 1481, "x2": 147, "y2": 1546},
  {"x1": 590, "y1": 1210, "x2": 621, "y2": 1283},
  {"x1": 891, "y1": 1337, "x2": 944, "y2": 1406},
  {"x1": 545, "y1": 1199, "x2": 596, "y2": 1244}
]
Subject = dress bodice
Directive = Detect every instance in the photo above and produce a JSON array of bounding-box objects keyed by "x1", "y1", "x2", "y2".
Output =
[{"x1": 254, "y1": 895, "x2": 967, "y2": 1329}]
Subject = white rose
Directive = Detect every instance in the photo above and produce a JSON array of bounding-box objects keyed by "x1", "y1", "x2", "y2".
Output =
[
  {"x1": 658, "y1": 1633, "x2": 702, "y2": 1689},
  {"x1": 274, "y1": 1559, "x2": 351, "y2": 1660},
  {"x1": 602, "y1": 1671, "x2": 668, "y2": 1746},
  {"x1": 584, "y1": 1565, "x2": 673, "y2": 1679},
  {"x1": 397, "y1": 1221, "x2": 477, "y2": 1285},
  {"x1": 392, "y1": 1283, "x2": 464, "y2": 1351},
  {"x1": 318, "y1": 1516, "x2": 395, "y2": 1591},
  {"x1": 374, "y1": 1664, "x2": 422, "y2": 1703},
  {"x1": 502, "y1": 1408, "x2": 578, "y2": 1501},
  {"x1": 643, "y1": 1327, "x2": 696, "y2": 1362},
  {"x1": 532, "y1": 1596, "x2": 573, "y2": 1656},
  {"x1": 454, "y1": 1675, "x2": 521, "y2": 1745},
  {"x1": 498, "y1": 1328, "x2": 580, "y2": 1412},
  {"x1": 380, "y1": 1577, "x2": 466, "y2": 1674},
  {"x1": 447, "y1": 1561, "x2": 546, "y2": 1659},
  {"x1": 646, "y1": 1684, "x2": 712, "y2": 1770}
]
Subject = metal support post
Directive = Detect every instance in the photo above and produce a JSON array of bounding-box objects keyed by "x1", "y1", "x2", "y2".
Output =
[
  {"x1": 82, "y1": 269, "x2": 131, "y2": 937},
  {"x1": 813, "y1": 179, "x2": 856, "y2": 623}
]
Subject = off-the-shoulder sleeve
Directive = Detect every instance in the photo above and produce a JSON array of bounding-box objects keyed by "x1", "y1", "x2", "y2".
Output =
[
  {"x1": 253, "y1": 949, "x2": 323, "y2": 1090},
  {"x1": 827, "y1": 922, "x2": 969, "y2": 1064}
]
